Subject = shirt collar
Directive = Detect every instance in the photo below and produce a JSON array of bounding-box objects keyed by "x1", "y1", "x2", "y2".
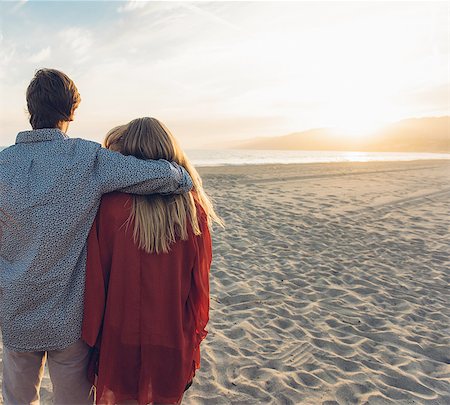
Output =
[{"x1": 16, "y1": 128, "x2": 69, "y2": 144}]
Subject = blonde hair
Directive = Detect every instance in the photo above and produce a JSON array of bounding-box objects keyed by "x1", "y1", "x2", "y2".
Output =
[{"x1": 104, "y1": 117, "x2": 223, "y2": 254}]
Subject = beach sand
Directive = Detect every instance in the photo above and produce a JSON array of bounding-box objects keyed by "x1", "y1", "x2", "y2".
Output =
[{"x1": 1, "y1": 159, "x2": 449, "y2": 404}]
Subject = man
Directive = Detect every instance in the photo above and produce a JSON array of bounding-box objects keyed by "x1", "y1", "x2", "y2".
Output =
[{"x1": 0, "y1": 68, "x2": 193, "y2": 404}]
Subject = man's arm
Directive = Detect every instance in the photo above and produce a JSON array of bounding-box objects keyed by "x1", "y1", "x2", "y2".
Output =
[{"x1": 94, "y1": 146, "x2": 193, "y2": 195}]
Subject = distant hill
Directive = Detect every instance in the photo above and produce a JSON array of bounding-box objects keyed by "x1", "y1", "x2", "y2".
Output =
[{"x1": 235, "y1": 116, "x2": 450, "y2": 153}]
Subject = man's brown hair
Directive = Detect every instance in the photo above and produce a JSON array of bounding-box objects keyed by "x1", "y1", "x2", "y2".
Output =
[{"x1": 26, "y1": 68, "x2": 81, "y2": 129}]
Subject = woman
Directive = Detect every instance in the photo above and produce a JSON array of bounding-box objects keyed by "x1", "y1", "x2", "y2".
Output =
[{"x1": 82, "y1": 117, "x2": 222, "y2": 404}]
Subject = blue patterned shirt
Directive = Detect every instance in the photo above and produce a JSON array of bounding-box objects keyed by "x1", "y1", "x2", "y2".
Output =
[{"x1": 0, "y1": 128, "x2": 192, "y2": 351}]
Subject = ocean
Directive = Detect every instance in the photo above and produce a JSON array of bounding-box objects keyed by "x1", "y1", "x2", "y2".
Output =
[
  {"x1": 184, "y1": 149, "x2": 450, "y2": 167},
  {"x1": 1, "y1": 146, "x2": 449, "y2": 166}
]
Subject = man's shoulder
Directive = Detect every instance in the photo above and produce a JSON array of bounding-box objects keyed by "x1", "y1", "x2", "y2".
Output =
[
  {"x1": 0, "y1": 145, "x2": 18, "y2": 165},
  {"x1": 55, "y1": 138, "x2": 103, "y2": 159},
  {"x1": 0, "y1": 145, "x2": 12, "y2": 156},
  {"x1": 67, "y1": 137, "x2": 101, "y2": 150},
  {"x1": 0, "y1": 139, "x2": 102, "y2": 160}
]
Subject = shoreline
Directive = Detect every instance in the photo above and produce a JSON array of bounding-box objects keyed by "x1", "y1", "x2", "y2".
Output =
[
  {"x1": 196, "y1": 158, "x2": 450, "y2": 170},
  {"x1": 197, "y1": 159, "x2": 450, "y2": 180}
]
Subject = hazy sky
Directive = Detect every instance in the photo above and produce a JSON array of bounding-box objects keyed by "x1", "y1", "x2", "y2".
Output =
[{"x1": 0, "y1": 1, "x2": 448, "y2": 148}]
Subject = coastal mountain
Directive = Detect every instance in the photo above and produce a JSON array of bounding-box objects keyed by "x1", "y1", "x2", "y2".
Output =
[{"x1": 234, "y1": 116, "x2": 450, "y2": 153}]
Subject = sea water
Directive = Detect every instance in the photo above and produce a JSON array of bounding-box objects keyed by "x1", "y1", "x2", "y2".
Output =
[
  {"x1": 1, "y1": 146, "x2": 449, "y2": 166},
  {"x1": 184, "y1": 149, "x2": 450, "y2": 167}
]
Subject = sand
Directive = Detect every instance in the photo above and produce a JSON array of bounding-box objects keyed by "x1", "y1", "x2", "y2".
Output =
[{"x1": 1, "y1": 159, "x2": 449, "y2": 404}]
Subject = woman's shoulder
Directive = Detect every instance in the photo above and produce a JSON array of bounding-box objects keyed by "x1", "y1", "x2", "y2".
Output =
[
  {"x1": 101, "y1": 191, "x2": 130, "y2": 203},
  {"x1": 191, "y1": 191, "x2": 207, "y2": 222},
  {"x1": 98, "y1": 192, "x2": 132, "y2": 221},
  {"x1": 190, "y1": 193, "x2": 210, "y2": 241}
]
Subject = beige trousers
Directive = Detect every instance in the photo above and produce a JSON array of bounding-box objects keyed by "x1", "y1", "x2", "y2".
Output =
[{"x1": 2, "y1": 339, "x2": 94, "y2": 405}]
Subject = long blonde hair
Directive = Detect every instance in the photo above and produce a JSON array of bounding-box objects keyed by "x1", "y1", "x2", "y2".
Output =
[{"x1": 104, "y1": 117, "x2": 223, "y2": 254}]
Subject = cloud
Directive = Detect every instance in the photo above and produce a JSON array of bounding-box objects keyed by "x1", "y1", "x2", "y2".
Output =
[
  {"x1": 1, "y1": 1, "x2": 449, "y2": 147},
  {"x1": 179, "y1": 3, "x2": 241, "y2": 32},
  {"x1": 29, "y1": 46, "x2": 51, "y2": 63},
  {"x1": 117, "y1": 0, "x2": 148, "y2": 13},
  {"x1": 58, "y1": 27, "x2": 93, "y2": 61},
  {"x1": 11, "y1": 0, "x2": 28, "y2": 14},
  {"x1": 0, "y1": 35, "x2": 16, "y2": 79}
]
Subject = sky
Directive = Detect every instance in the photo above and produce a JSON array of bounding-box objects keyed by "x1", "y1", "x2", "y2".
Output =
[{"x1": 0, "y1": 1, "x2": 449, "y2": 148}]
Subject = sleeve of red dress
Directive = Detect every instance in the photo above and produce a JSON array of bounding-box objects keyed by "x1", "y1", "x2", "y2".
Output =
[
  {"x1": 82, "y1": 215, "x2": 107, "y2": 348},
  {"x1": 190, "y1": 209, "x2": 213, "y2": 356}
]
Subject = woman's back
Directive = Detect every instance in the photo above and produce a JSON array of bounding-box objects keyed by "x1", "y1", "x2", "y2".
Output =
[{"x1": 82, "y1": 191, "x2": 212, "y2": 405}]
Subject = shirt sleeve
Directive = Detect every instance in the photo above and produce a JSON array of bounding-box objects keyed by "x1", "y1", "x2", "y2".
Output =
[{"x1": 94, "y1": 147, "x2": 193, "y2": 195}]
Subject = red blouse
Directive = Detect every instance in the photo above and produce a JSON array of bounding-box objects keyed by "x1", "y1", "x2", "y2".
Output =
[{"x1": 82, "y1": 192, "x2": 212, "y2": 404}]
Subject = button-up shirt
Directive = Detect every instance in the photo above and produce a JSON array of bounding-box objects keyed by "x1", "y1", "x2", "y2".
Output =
[{"x1": 0, "y1": 128, "x2": 192, "y2": 351}]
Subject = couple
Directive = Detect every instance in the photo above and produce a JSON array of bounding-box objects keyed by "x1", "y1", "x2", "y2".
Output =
[{"x1": 0, "y1": 68, "x2": 221, "y2": 404}]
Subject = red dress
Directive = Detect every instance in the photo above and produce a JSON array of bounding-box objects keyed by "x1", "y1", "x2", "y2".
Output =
[{"x1": 82, "y1": 192, "x2": 212, "y2": 404}]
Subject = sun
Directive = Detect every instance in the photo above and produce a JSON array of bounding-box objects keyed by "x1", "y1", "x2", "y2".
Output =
[
  {"x1": 323, "y1": 89, "x2": 396, "y2": 140},
  {"x1": 333, "y1": 113, "x2": 387, "y2": 139}
]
